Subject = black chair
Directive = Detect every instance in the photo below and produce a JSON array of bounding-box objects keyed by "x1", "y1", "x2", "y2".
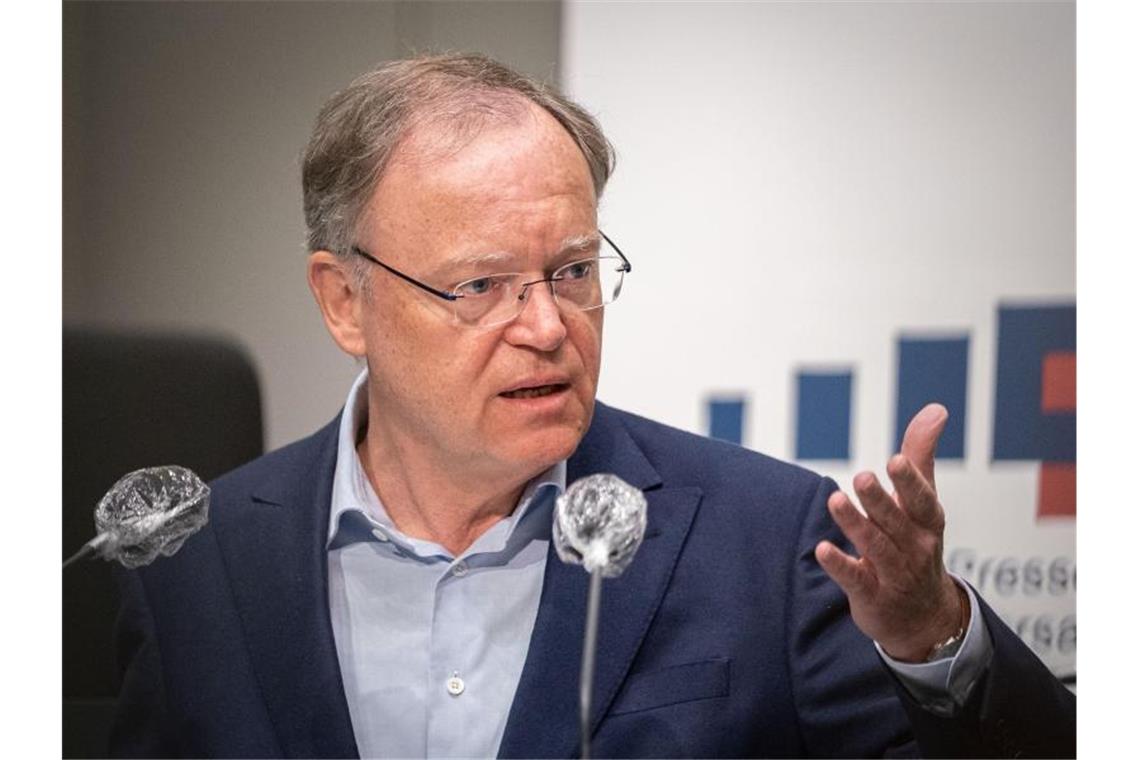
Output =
[{"x1": 63, "y1": 328, "x2": 264, "y2": 758}]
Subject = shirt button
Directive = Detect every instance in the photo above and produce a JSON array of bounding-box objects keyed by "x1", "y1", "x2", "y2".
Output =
[
  {"x1": 446, "y1": 673, "x2": 465, "y2": 696},
  {"x1": 370, "y1": 528, "x2": 389, "y2": 542},
  {"x1": 452, "y1": 560, "x2": 469, "y2": 577}
]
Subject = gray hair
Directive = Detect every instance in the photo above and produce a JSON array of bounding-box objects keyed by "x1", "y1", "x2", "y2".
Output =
[{"x1": 301, "y1": 53, "x2": 615, "y2": 273}]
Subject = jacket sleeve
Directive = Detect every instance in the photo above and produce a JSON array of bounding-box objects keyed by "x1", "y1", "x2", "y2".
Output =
[
  {"x1": 789, "y1": 476, "x2": 1076, "y2": 758},
  {"x1": 887, "y1": 593, "x2": 1077, "y2": 758},
  {"x1": 108, "y1": 567, "x2": 178, "y2": 758}
]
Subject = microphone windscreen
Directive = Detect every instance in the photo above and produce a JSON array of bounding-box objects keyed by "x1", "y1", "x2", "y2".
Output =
[
  {"x1": 93, "y1": 465, "x2": 210, "y2": 568},
  {"x1": 553, "y1": 473, "x2": 647, "y2": 578}
]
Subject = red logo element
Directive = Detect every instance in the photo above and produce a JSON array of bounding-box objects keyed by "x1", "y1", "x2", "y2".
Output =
[{"x1": 1038, "y1": 351, "x2": 1076, "y2": 518}]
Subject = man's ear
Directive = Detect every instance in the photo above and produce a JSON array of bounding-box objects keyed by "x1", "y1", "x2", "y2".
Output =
[{"x1": 307, "y1": 251, "x2": 368, "y2": 357}]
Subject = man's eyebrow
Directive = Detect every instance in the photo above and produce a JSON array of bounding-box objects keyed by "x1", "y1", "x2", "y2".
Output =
[
  {"x1": 449, "y1": 249, "x2": 516, "y2": 270},
  {"x1": 557, "y1": 232, "x2": 602, "y2": 254},
  {"x1": 444, "y1": 233, "x2": 602, "y2": 272}
]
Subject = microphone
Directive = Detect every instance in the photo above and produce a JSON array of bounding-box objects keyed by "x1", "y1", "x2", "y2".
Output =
[
  {"x1": 553, "y1": 473, "x2": 648, "y2": 759},
  {"x1": 63, "y1": 465, "x2": 211, "y2": 569}
]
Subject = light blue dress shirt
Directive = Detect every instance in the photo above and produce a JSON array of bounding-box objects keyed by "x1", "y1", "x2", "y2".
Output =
[{"x1": 327, "y1": 370, "x2": 991, "y2": 757}]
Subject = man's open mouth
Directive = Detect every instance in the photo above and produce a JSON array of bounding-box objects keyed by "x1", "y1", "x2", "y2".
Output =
[{"x1": 500, "y1": 383, "x2": 569, "y2": 399}]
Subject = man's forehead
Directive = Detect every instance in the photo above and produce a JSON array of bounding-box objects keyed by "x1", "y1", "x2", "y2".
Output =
[
  {"x1": 372, "y1": 146, "x2": 590, "y2": 225},
  {"x1": 363, "y1": 98, "x2": 598, "y2": 272}
]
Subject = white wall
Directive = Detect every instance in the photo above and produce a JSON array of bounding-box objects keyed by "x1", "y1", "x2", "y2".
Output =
[{"x1": 564, "y1": 1, "x2": 1075, "y2": 676}]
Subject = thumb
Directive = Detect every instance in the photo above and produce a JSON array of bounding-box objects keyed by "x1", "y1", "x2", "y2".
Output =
[{"x1": 900, "y1": 403, "x2": 949, "y2": 487}]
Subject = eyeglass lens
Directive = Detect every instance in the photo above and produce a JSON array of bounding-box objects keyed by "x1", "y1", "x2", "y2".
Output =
[{"x1": 453, "y1": 254, "x2": 627, "y2": 327}]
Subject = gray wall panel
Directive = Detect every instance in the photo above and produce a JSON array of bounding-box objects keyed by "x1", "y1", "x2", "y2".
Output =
[{"x1": 64, "y1": 1, "x2": 562, "y2": 449}]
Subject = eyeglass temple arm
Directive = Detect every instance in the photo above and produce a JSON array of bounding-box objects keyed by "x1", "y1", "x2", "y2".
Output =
[
  {"x1": 351, "y1": 247, "x2": 460, "y2": 302},
  {"x1": 600, "y1": 231, "x2": 632, "y2": 273}
]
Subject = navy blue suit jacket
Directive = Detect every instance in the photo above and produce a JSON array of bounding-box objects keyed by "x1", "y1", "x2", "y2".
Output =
[{"x1": 111, "y1": 403, "x2": 1075, "y2": 758}]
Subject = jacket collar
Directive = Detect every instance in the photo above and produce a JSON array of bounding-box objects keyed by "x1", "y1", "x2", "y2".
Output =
[{"x1": 214, "y1": 415, "x2": 361, "y2": 759}]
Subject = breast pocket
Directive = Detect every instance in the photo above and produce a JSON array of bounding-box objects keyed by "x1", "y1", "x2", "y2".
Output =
[{"x1": 608, "y1": 657, "x2": 731, "y2": 717}]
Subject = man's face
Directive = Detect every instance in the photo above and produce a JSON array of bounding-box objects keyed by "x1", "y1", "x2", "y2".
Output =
[{"x1": 353, "y1": 103, "x2": 603, "y2": 483}]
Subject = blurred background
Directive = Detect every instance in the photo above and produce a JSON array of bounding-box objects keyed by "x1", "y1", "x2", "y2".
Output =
[{"x1": 63, "y1": 1, "x2": 1074, "y2": 755}]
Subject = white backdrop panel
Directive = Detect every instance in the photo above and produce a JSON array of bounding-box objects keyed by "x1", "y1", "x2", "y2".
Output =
[{"x1": 563, "y1": 0, "x2": 1075, "y2": 676}]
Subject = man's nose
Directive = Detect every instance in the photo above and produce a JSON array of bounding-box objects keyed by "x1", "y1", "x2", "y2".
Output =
[{"x1": 503, "y1": 280, "x2": 567, "y2": 352}]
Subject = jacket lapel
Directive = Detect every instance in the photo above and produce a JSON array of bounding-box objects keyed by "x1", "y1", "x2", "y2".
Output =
[
  {"x1": 212, "y1": 417, "x2": 360, "y2": 759},
  {"x1": 498, "y1": 405, "x2": 703, "y2": 758}
]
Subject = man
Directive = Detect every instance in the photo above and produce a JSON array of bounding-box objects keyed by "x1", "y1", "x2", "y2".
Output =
[{"x1": 111, "y1": 54, "x2": 1075, "y2": 758}]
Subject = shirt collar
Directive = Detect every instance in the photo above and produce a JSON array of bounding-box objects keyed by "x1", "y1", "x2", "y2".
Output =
[{"x1": 326, "y1": 368, "x2": 567, "y2": 554}]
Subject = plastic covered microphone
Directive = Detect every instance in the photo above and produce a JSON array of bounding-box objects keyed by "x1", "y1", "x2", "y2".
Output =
[
  {"x1": 63, "y1": 465, "x2": 211, "y2": 569},
  {"x1": 553, "y1": 473, "x2": 648, "y2": 759}
]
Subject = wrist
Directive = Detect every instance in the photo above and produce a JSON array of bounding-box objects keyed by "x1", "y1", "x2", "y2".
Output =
[
  {"x1": 884, "y1": 578, "x2": 969, "y2": 663},
  {"x1": 925, "y1": 583, "x2": 969, "y2": 661}
]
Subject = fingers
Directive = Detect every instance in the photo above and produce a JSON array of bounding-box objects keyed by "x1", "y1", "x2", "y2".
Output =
[
  {"x1": 826, "y1": 488, "x2": 907, "y2": 577},
  {"x1": 899, "y1": 403, "x2": 948, "y2": 488},
  {"x1": 815, "y1": 540, "x2": 877, "y2": 598},
  {"x1": 851, "y1": 472, "x2": 913, "y2": 545},
  {"x1": 886, "y1": 454, "x2": 943, "y2": 531}
]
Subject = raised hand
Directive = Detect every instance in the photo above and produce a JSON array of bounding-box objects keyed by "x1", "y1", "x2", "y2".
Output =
[{"x1": 814, "y1": 403, "x2": 968, "y2": 662}]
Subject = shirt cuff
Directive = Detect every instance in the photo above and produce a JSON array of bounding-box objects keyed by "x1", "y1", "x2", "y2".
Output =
[{"x1": 874, "y1": 575, "x2": 994, "y2": 716}]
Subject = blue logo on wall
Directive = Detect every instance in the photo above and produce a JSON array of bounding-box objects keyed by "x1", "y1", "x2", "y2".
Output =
[{"x1": 705, "y1": 303, "x2": 1076, "y2": 517}]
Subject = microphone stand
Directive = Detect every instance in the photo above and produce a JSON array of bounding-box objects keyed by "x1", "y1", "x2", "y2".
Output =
[
  {"x1": 579, "y1": 570, "x2": 604, "y2": 760},
  {"x1": 62, "y1": 533, "x2": 109, "y2": 569}
]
